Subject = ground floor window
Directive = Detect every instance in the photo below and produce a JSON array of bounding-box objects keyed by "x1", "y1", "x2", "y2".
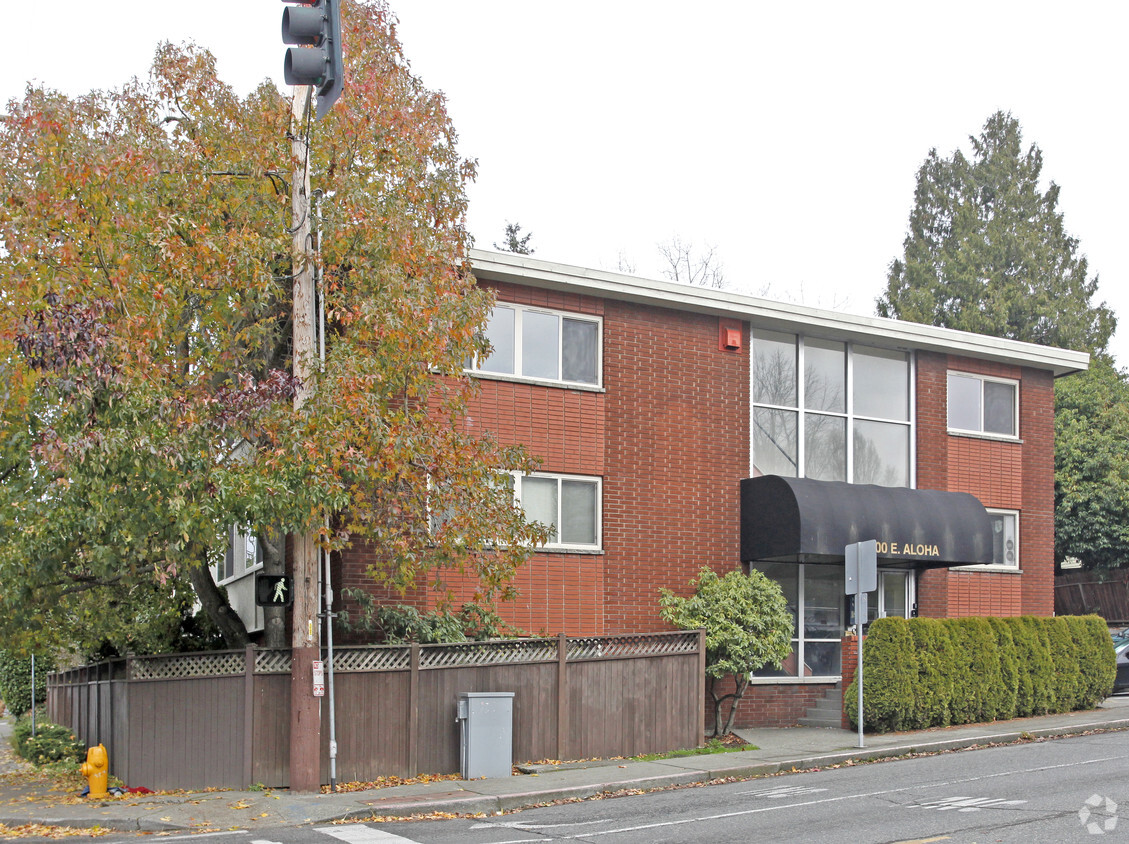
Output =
[{"x1": 753, "y1": 563, "x2": 916, "y2": 678}]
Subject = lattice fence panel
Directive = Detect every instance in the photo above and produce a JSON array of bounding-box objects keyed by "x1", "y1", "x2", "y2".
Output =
[
  {"x1": 331, "y1": 647, "x2": 411, "y2": 673},
  {"x1": 130, "y1": 651, "x2": 244, "y2": 680},
  {"x1": 419, "y1": 639, "x2": 559, "y2": 669},
  {"x1": 255, "y1": 650, "x2": 292, "y2": 674},
  {"x1": 567, "y1": 632, "x2": 699, "y2": 661}
]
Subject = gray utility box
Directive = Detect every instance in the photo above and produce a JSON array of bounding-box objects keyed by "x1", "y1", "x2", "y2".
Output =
[{"x1": 456, "y1": 691, "x2": 514, "y2": 779}]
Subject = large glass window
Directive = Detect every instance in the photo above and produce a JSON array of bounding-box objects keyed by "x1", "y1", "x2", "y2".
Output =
[
  {"x1": 471, "y1": 304, "x2": 601, "y2": 387},
  {"x1": 516, "y1": 473, "x2": 601, "y2": 550},
  {"x1": 752, "y1": 333, "x2": 911, "y2": 486},
  {"x1": 754, "y1": 563, "x2": 842, "y2": 678},
  {"x1": 947, "y1": 372, "x2": 1018, "y2": 437}
]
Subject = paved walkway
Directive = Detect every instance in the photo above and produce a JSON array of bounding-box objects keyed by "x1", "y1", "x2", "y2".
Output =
[{"x1": 1, "y1": 696, "x2": 1127, "y2": 835}]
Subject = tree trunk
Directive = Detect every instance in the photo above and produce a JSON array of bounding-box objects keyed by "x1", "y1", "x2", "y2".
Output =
[
  {"x1": 187, "y1": 549, "x2": 250, "y2": 649},
  {"x1": 260, "y1": 526, "x2": 287, "y2": 648}
]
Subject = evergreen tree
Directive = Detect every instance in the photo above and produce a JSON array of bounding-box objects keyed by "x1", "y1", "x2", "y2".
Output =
[{"x1": 877, "y1": 111, "x2": 1114, "y2": 355}]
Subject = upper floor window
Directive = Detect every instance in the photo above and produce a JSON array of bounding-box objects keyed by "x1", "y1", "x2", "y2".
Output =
[
  {"x1": 516, "y1": 472, "x2": 602, "y2": 550},
  {"x1": 988, "y1": 509, "x2": 1019, "y2": 568},
  {"x1": 216, "y1": 527, "x2": 262, "y2": 584},
  {"x1": 469, "y1": 304, "x2": 601, "y2": 387},
  {"x1": 752, "y1": 331, "x2": 912, "y2": 487},
  {"x1": 947, "y1": 372, "x2": 1018, "y2": 438}
]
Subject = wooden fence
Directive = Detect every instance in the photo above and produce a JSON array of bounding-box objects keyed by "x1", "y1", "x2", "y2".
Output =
[
  {"x1": 1055, "y1": 569, "x2": 1129, "y2": 624},
  {"x1": 48, "y1": 630, "x2": 705, "y2": 790}
]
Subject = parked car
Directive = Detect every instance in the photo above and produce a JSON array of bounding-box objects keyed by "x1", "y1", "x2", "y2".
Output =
[{"x1": 1115, "y1": 640, "x2": 1129, "y2": 693}]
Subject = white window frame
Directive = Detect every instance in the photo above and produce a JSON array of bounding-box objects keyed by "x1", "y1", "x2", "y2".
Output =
[
  {"x1": 749, "y1": 332, "x2": 916, "y2": 488},
  {"x1": 468, "y1": 303, "x2": 603, "y2": 389},
  {"x1": 946, "y1": 371, "x2": 1019, "y2": 439},
  {"x1": 954, "y1": 508, "x2": 1020, "y2": 572},
  {"x1": 214, "y1": 527, "x2": 263, "y2": 585},
  {"x1": 514, "y1": 471, "x2": 603, "y2": 551}
]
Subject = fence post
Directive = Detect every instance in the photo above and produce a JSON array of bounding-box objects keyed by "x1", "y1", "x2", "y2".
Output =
[
  {"x1": 243, "y1": 647, "x2": 255, "y2": 787},
  {"x1": 697, "y1": 629, "x2": 707, "y2": 747},
  {"x1": 409, "y1": 643, "x2": 420, "y2": 775},
  {"x1": 557, "y1": 633, "x2": 569, "y2": 761}
]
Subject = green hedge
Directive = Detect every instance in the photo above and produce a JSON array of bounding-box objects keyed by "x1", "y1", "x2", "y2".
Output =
[
  {"x1": 0, "y1": 652, "x2": 53, "y2": 717},
  {"x1": 845, "y1": 615, "x2": 1114, "y2": 732}
]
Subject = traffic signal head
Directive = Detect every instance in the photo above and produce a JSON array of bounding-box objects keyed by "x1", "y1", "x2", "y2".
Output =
[{"x1": 281, "y1": 0, "x2": 344, "y2": 119}]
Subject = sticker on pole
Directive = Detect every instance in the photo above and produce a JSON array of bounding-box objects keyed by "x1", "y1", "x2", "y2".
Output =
[{"x1": 312, "y1": 660, "x2": 325, "y2": 697}]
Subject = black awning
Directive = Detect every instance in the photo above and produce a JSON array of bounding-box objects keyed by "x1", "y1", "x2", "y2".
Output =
[{"x1": 740, "y1": 475, "x2": 994, "y2": 568}]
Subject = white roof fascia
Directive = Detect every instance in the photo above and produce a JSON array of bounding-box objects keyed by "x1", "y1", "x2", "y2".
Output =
[{"x1": 469, "y1": 248, "x2": 1089, "y2": 377}]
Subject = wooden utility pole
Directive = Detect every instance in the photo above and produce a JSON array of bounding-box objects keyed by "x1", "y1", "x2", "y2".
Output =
[{"x1": 289, "y1": 87, "x2": 322, "y2": 792}]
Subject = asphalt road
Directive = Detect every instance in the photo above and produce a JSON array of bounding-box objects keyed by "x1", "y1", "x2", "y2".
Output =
[{"x1": 80, "y1": 729, "x2": 1129, "y2": 844}]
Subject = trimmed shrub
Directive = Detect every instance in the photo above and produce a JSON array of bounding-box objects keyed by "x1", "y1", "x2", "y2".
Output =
[
  {"x1": 986, "y1": 618, "x2": 1020, "y2": 719},
  {"x1": 947, "y1": 618, "x2": 1002, "y2": 724},
  {"x1": 854, "y1": 615, "x2": 1111, "y2": 733},
  {"x1": 1005, "y1": 617, "x2": 1047, "y2": 716},
  {"x1": 846, "y1": 618, "x2": 917, "y2": 732},
  {"x1": 1063, "y1": 614, "x2": 1114, "y2": 708},
  {"x1": 908, "y1": 618, "x2": 954, "y2": 728},
  {"x1": 12, "y1": 716, "x2": 84, "y2": 766}
]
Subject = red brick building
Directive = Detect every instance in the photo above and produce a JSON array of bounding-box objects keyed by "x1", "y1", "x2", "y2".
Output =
[{"x1": 217, "y1": 248, "x2": 1088, "y2": 727}]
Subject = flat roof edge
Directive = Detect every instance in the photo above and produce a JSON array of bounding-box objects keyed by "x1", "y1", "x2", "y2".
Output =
[{"x1": 469, "y1": 248, "x2": 1090, "y2": 377}]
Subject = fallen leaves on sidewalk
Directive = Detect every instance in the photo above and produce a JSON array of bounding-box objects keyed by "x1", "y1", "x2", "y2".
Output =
[
  {"x1": 0, "y1": 822, "x2": 110, "y2": 838},
  {"x1": 325, "y1": 772, "x2": 460, "y2": 794}
]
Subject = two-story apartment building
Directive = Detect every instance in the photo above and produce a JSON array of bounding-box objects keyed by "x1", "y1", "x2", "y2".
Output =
[{"x1": 219, "y1": 248, "x2": 1087, "y2": 727}]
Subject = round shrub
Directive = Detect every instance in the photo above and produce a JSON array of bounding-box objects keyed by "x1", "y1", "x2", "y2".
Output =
[{"x1": 12, "y1": 718, "x2": 84, "y2": 765}]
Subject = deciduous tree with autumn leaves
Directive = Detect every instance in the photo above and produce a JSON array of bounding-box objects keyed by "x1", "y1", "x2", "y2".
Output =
[{"x1": 0, "y1": 0, "x2": 545, "y2": 657}]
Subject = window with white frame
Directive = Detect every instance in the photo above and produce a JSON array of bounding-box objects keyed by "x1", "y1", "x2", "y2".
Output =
[
  {"x1": 216, "y1": 527, "x2": 262, "y2": 584},
  {"x1": 751, "y1": 331, "x2": 912, "y2": 487},
  {"x1": 515, "y1": 472, "x2": 601, "y2": 550},
  {"x1": 469, "y1": 304, "x2": 601, "y2": 387},
  {"x1": 987, "y1": 509, "x2": 1019, "y2": 568},
  {"x1": 947, "y1": 372, "x2": 1018, "y2": 438}
]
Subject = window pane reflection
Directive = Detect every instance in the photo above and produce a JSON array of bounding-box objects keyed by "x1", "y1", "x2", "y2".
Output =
[
  {"x1": 854, "y1": 347, "x2": 908, "y2": 421},
  {"x1": 984, "y1": 381, "x2": 1016, "y2": 436},
  {"x1": 754, "y1": 331, "x2": 797, "y2": 406},
  {"x1": 853, "y1": 421, "x2": 909, "y2": 487},
  {"x1": 522, "y1": 311, "x2": 559, "y2": 379},
  {"x1": 753, "y1": 408, "x2": 798, "y2": 477},
  {"x1": 804, "y1": 339, "x2": 845, "y2": 412},
  {"x1": 804, "y1": 565, "x2": 842, "y2": 640},
  {"x1": 805, "y1": 414, "x2": 846, "y2": 482},
  {"x1": 480, "y1": 306, "x2": 515, "y2": 374},
  {"x1": 562, "y1": 318, "x2": 598, "y2": 384}
]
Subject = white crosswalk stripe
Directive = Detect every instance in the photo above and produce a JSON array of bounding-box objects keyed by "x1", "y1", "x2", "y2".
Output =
[{"x1": 313, "y1": 825, "x2": 423, "y2": 843}]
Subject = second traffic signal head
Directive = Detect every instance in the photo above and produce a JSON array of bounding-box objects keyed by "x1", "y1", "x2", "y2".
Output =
[{"x1": 281, "y1": 0, "x2": 344, "y2": 118}]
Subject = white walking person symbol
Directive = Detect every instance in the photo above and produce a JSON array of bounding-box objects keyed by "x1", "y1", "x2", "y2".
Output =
[{"x1": 273, "y1": 578, "x2": 288, "y2": 603}]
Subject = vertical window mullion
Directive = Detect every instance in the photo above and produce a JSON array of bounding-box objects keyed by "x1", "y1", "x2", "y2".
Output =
[{"x1": 797, "y1": 339, "x2": 806, "y2": 477}]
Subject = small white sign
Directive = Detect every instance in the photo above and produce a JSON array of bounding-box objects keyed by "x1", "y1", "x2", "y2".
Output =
[{"x1": 312, "y1": 660, "x2": 325, "y2": 697}]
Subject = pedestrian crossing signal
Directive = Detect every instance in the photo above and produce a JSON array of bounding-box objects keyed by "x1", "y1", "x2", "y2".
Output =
[{"x1": 256, "y1": 574, "x2": 294, "y2": 607}]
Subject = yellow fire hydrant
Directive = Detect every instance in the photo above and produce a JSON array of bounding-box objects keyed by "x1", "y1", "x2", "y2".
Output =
[{"x1": 80, "y1": 744, "x2": 109, "y2": 799}]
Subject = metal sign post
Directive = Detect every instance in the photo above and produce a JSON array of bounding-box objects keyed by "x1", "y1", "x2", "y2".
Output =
[{"x1": 845, "y1": 539, "x2": 877, "y2": 749}]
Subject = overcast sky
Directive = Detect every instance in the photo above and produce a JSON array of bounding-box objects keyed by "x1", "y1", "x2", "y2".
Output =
[{"x1": 4, "y1": 1, "x2": 1127, "y2": 364}]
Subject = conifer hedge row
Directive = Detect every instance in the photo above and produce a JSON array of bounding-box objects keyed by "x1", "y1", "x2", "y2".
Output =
[{"x1": 844, "y1": 615, "x2": 1115, "y2": 733}]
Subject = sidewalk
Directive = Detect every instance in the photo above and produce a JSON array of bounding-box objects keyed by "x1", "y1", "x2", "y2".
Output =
[{"x1": 2, "y1": 695, "x2": 1128, "y2": 836}]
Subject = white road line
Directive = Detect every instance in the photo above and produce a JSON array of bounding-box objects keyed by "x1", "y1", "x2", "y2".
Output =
[
  {"x1": 146, "y1": 833, "x2": 246, "y2": 842},
  {"x1": 314, "y1": 825, "x2": 423, "y2": 843},
  {"x1": 540, "y1": 752, "x2": 1129, "y2": 839}
]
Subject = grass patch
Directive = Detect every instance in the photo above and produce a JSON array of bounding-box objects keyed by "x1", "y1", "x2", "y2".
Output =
[{"x1": 632, "y1": 736, "x2": 757, "y2": 762}]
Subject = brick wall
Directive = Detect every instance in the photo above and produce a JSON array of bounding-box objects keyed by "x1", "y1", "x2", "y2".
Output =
[
  {"x1": 602, "y1": 301, "x2": 749, "y2": 633},
  {"x1": 914, "y1": 352, "x2": 1055, "y2": 618},
  {"x1": 717, "y1": 677, "x2": 839, "y2": 729}
]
